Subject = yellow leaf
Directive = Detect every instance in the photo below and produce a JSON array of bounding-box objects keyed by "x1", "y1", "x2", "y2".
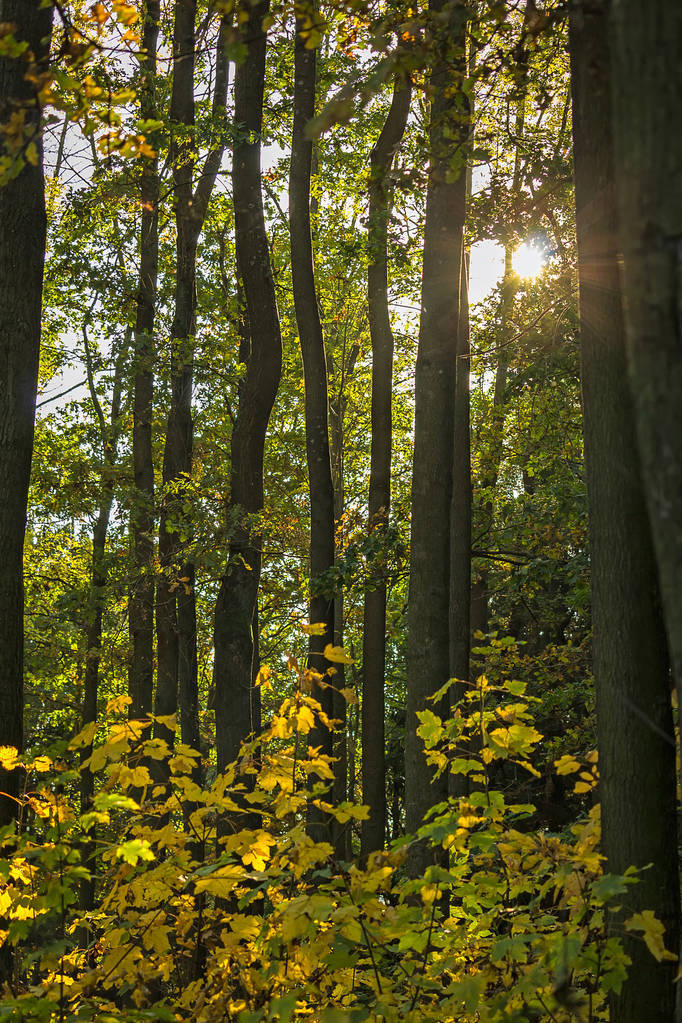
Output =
[
  {"x1": 106, "y1": 694, "x2": 132, "y2": 714},
  {"x1": 555, "y1": 754, "x2": 581, "y2": 776},
  {"x1": 69, "y1": 721, "x2": 97, "y2": 749},
  {"x1": 324, "y1": 644, "x2": 354, "y2": 665},
  {"x1": 31, "y1": 755, "x2": 52, "y2": 773},
  {"x1": 255, "y1": 664, "x2": 272, "y2": 690},
  {"x1": 301, "y1": 622, "x2": 327, "y2": 636},
  {"x1": 155, "y1": 714, "x2": 178, "y2": 731},
  {"x1": 195, "y1": 865, "x2": 244, "y2": 897},
  {"x1": 626, "y1": 910, "x2": 678, "y2": 962},
  {"x1": 0, "y1": 747, "x2": 19, "y2": 770},
  {"x1": 295, "y1": 705, "x2": 316, "y2": 734}
]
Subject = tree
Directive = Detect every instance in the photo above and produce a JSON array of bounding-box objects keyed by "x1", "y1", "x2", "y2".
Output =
[
  {"x1": 289, "y1": 4, "x2": 337, "y2": 840},
  {"x1": 0, "y1": 0, "x2": 52, "y2": 825},
  {"x1": 569, "y1": 1, "x2": 679, "y2": 1016},
  {"x1": 129, "y1": 0, "x2": 160, "y2": 724},
  {"x1": 405, "y1": 0, "x2": 468, "y2": 866},
  {"x1": 213, "y1": 0, "x2": 283, "y2": 775},
  {"x1": 156, "y1": 1, "x2": 229, "y2": 760},
  {"x1": 609, "y1": 0, "x2": 682, "y2": 789},
  {"x1": 362, "y1": 71, "x2": 411, "y2": 856}
]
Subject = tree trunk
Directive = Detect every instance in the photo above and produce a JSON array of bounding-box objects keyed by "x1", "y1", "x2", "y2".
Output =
[
  {"x1": 0, "y1": 0, "x2": 52, "y2": 827},
  {"x1": 156, "y1": 0, "x2": 199, "y2": 757},
  {"x1": 80, "y1": 325, "x2": 128, "y2": 912},
  {"x1": 449, "y1": 244, "x2": 471, "y2": 704},
  {"x1": 569, "y1": 3, "x2": 679, "y2": 1019},
  {"x1": 289, "y1": 9, "x2": 336, "y2": 842},
  {"x1": 129, "y1": 0, "x2": 160, "y2": 723},
  {"x1": 157, "y1": 3, "x2": 230, "y2": 760},
  {"x1": 361, "y1": 72, "x2": 411, "y2": 857},
  {"x1": 474, "y1": 49, "x2": 527, "y2": 636},
  {"x1": 609, "y1": 0, "x2": 682, "y2": 728},
  {"x1": 404, "y1": 0, "x2": 468, "y2": 871},
  {"x1": 213, "y1": 0, "x2": 282, "y2": 774},
  {"x1": 329, "y1": 386, "x2": 348, "y2": 857}
]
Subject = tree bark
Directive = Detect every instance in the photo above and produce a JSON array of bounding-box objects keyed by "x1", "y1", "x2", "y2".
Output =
[
  {"x1": 0, "y1": 0, "x2": 52, "y2": 827},
  {"x1": 361, "y1": 72, "x2": 411, "y2": 857},
  {"x1": 213, "y1": 0, "x2": 282, "y2": 775},
  {"x1": 129, "y1": 0, "x2": 160, "y2": 723},
  {"x1": 609, "y1": 0, "x2": 682, "y2": 738},
  {"x1": 79, "y1": 325, "x2": 129, "y2": 912},
  {"x1": 569, "y1": 3, "x2": 679, "y2": 1019},
  {"x1": 404, "y1": 0, "x2": 468, "y2": 871},
  {"x1": 157, "y1": 4, "x2": 230, "y2": 760},
  {"x1": 474, "y1": 44, "x2": 527, "y2": 637},
  {"x1": 156, "y1": 0, "x2": 199, "y2": 757},
  {"x1": 449, "y1": 243, "x2": 471, "y2": 702},
  {"x1": 288, "y1": 9, "x2": 336, "y2": 843}
]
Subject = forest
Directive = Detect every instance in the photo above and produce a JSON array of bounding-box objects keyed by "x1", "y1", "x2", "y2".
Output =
[{"x1": 0, "y1": 0, "x2": 681, "y2": 1019}]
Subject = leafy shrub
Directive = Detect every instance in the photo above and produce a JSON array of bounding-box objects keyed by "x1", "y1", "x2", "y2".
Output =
[{"x1": 0, "y1": 666, "x2": 670, "y2": 1022}]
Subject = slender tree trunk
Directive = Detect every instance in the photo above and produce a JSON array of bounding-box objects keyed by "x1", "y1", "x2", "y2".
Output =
[
  {"x1": 289, "y1": 9, "x2": 336, "y2": 838},
  {"x1": 328, "y1": 334, "x2": 360, "y2": 857},
  {"x1": 361, "y1": 73, "x2": 411, "y2": 857},
  {"x1": 157, "y1": 4, "x2": 230, "y2": 759},
  {"x1": 0, "y1": 0, "x2": 52, "y2": 827},
  {"x1": 156, "y1": 0, "x2": 199, "y2": 755},
  {"x1": 329, "y1": 386, "x2": 348, "y2": 856},
  {"x1": 213, "y1": 0, "x2": 282, "y2": 774},
  {"x1": 129, "y1": 0, "x2": 160, "y2": 723},
  {"x1": 449, "y1": 243, "x2": 471, "y2": 699},
  {"x1": 404, "y1": 0, "x2": 468, "y2": 871},
  {"x1": 474, "y1": 58, "x2": 526, "y2": 636},
  {"x1": 80, "y1": 326, "x2": 128, "y2": 912},
  {"x1": 569, "y1": 3, "x2": 679, "y2": 1019}
]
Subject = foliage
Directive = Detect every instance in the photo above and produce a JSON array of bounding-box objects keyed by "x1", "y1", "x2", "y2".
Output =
[{"x1": 0, "y1": 660, "x2": 668, "y2": 1022}]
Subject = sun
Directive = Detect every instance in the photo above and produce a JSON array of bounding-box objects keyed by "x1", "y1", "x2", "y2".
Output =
[{"x1": 513, "y1": 241, "x2": 547, "y2": 279}]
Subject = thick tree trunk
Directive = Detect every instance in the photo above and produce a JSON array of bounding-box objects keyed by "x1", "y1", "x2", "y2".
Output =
[
  {"x1": 361, "y1": 73, "x2": 411, "y2": 857},
  {"x1": 569, "y1": 3, "x2": 679, "y2": 1019},
  {"x1": 213, "y1": 0, "x2": 282, "y2": 774},
  {"x1": 404, "y1": 0, "x2": 468, "y2": 871},
  {"x1": 609, "y1": 0, "x2": 682, "y2": 731},
  {"x1": 289, "y1": 10, "x2": 336, "y2": 841},
  {"x1": 0, "y1": 0, "x2": 52, "y2": 827},
  {"x1": 157, "y1": 4, "x2": 229, "y2": 759},
  {"x1": 129, "y1": 0, "x2": 160, "y2": 723}
]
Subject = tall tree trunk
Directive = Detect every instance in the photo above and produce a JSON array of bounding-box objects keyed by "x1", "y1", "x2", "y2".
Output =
[
  {"x1": 329, "y1": 385, "x2": 348, "y2": 856},
  {"x1": 157, "y1": 4, "x2": 230, "y2": 760},
  {"x1": 213, "y1": 0, "x2": 282, "y2": 775},
  {"x1": 474, "y1": 48, "x2": 527, "y2": 636},
  {"x1": 404, "y1": 0, "x2": 468, "y2": 872},
  {"x1": 289, "y1": 8, "x2": 336, "y2": 839},
  {"x1": 609, "y1": 0, "x2": 682, "y2": 735},
  {"x1": 0, "y1": 0, "x2": 52, "y2": 827},
  {"x1": 361, "y1": 72, "x2": 411, "y2": 857},
  {"x1": 328, "y1": 338, "x2": 359, "y2": 858},
  {"x1": 449, "y1": 243, "x2": 471, "y2": 701},
  {"x1": 80, "y1": 325, "x2": 129, "y2": 912},
  {"x1": 156, "y1": 0, "x2": 198, "y2": 756},
  {"x1": 129, "y1": 0, "x2": 160, "y2": 723},
  {"x1": 569, "y1": 3, "x2": 679, "y2": 1019}
]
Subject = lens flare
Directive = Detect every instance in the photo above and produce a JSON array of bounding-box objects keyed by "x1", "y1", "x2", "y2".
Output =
[{"x1": 513, "y1": 242, "x2": 546, "y2": 279}]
